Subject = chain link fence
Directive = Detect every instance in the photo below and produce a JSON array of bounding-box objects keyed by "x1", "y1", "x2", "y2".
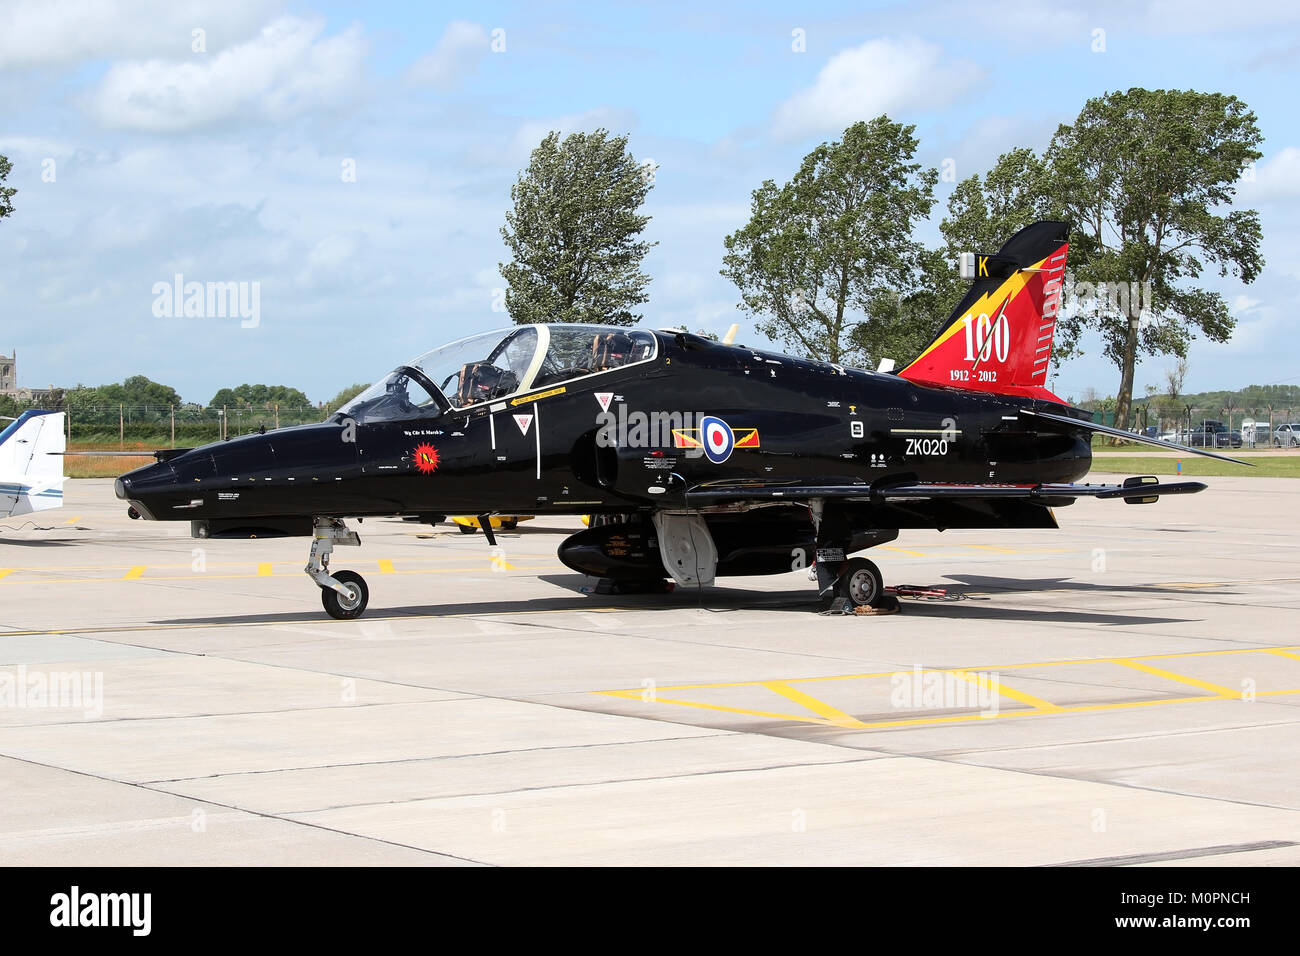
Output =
[
  {"x1": 4, "y1": 401, "x2": 327, "y2": 447},
  {"x1": 1087, "y1": 403, "x2": 1300, "y2": 448}
]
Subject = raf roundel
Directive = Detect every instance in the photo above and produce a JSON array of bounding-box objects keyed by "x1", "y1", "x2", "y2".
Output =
[{"x1": 700, "y1": 415, "x2": 734, "y2": 464}]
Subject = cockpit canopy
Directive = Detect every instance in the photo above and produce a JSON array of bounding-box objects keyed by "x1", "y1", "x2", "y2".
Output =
[{"x1": 335, "y1": 324, "x2": 658, "y2": 424}]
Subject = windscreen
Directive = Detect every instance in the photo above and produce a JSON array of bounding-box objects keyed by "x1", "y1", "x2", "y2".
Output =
[
  {"x1": 413, "y1": 327, "x2": 537, "y2": 409},
  {"x1": 333, "y1": 327, "x2": 539, "y2": 422},
  {"x1": 333, "y1": 368, "x2": 442, "y2": 424}
]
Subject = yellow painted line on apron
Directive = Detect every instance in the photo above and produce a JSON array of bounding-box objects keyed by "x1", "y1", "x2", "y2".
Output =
[
  {"x1": 759, "y1": 680, "x2": 868, "y2": 728},
  {"x1": 878, "y1": 546, "x2": 928, "y2": 557},
  {"x1": 3, "y1": 562, "x2": 564, "y2": 586},
  {"x1": 0, "y1": 569, "x2": 12, "y2": 580},
  {"x1": 601, "y1": 646, "x2": 1300, "y2": 696},
  {"x1": 1109, "y1": 659, "x2": 1237, "y2": 697},
  {"x1": 604, "y1": 687, "x2": 1300, "y2": 732},
  {"x1": 62, "y1": 515, "x2": 82, "y2": 524},
  {"x1": 257, "y1": 563, "x2": 274, "y2": 577},
  {"x1": 596, "y1": 689, "x2": 819, "y2": 725},
  {"x1": 952, "y1": 669, "x2": 1062, "y2": 712},
  {"x1": 377, "y1": 560, "x2": 396, "y2": 574}
]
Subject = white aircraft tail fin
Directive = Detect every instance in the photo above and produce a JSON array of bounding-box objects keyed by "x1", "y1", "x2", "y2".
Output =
[{"x1": 0, "y1": 410, "x2": 66, "y2": 518}]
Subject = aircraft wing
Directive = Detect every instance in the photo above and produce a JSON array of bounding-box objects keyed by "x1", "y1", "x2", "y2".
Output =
[{"x1": 685, "y1": 476, "x2": 1206, "y2": 507}]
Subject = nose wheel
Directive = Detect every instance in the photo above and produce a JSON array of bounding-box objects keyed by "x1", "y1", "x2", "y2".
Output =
[
  {"x1": 305, "y1": 517, "x2": 369, "y2": 619},
  {"x1": 320, "y1": 568, "x2": 369, "y2": 620}
]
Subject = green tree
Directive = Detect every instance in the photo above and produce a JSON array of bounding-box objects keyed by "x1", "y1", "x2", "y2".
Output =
[
  {"x1": 0, "y1": 154, "x2": 16, "y2": 223},
  {"x1": 1046, "y1": 88, "x2": 1263, "y2": 431},
  {"x1": 500, "y1": 129, "x2": 656, "y2": 326},
  {"x1": 847, "y1": 248, "x2": 958, "y2": 369},
  {"x1": 721, "y1": 117, "x2": 938, "y2": 366},
  {"x1": 209, "y1": 384, "x2": 310, "y2": 407},
  {"x1": 942, "y1": 147, "x2": 1054, "y2": 254},
  {"x1": 69, "y1": 375, "x2": 182, "y2": 408},
  {"x1": 937, "y1": 147, "x2": 1063, "y2": 349}
]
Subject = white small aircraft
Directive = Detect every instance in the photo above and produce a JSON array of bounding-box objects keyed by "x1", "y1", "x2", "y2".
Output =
[{"x1": 0, "y1": 410, "x2": 66, "y2": 520}]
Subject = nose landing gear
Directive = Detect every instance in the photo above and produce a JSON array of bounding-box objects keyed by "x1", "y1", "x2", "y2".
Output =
[
  {"x1": 305, "y1": 517, "x2": 369, "y2": 620},
  {"x1": 320, "y1": 569, "x2": 369, "y2": 619}
]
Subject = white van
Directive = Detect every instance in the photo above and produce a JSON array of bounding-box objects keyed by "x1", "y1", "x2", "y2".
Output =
[{"x1": 1240, "y1": 421, "x2": 1271, "y2": 448}]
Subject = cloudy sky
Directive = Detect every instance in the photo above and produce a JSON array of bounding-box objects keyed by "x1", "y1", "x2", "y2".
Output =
[{"x1": 1, "y1": 0, "x2": 1297, "y2": 406}]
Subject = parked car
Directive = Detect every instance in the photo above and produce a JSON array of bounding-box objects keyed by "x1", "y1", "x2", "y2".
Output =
[
  {"x1": 1183, "y1": 423, "x2": 1242, "y2": 448},
  {"x1": 1275, "y1": 423, "x2": 1300, "y2": 447}
]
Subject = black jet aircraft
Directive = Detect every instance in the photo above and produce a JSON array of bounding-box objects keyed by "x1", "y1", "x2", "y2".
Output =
[{"x1": 115, "y1": 221, "x2": 1245, "y2": 618}]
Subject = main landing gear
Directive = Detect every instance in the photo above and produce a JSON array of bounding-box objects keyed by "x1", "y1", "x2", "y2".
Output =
[
  {"x1": 837, "y1": 557, "x2": 885, "y2": 608},
  {"x1": 305, "y1": 517, "x2": 369, "y2": 620},
  {"x1": 812, "y1": 551, "x2": 889, "y2": 610},
  {"x1": 808, "y1": 499, "x2": 892, "y2": 611}
]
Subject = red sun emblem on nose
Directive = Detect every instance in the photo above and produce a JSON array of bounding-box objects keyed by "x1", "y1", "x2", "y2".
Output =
[{"x1": 413, "y1": 443, "x2": 440, "y2": 474}]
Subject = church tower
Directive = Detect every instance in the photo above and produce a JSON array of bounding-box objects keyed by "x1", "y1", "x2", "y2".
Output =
[{"x1": 0, "y1": 350, "x2": 14, "y2": 394}]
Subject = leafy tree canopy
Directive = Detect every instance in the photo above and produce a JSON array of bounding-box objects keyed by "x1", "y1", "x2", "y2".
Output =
[
  {"x1": 500, "y1": 128, "x2": 656, "y2": 326},
  {"x1": 1046, "y1": 88, "x2": 1263, "y2": 430},
  {"x1": 209, "y1": 384, "x2": 310, "y2": 408},
  {"x1": 722, "y1": 116, "x2": 938, "y2": 367}
]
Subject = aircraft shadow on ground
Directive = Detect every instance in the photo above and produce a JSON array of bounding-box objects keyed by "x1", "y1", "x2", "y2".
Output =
[
  {"x1": 152, "y1": 573, "x2": 1191, "y2": 628},
  {"x1": 938, "y1": 573, "x2": 1241, "y2": 598}
]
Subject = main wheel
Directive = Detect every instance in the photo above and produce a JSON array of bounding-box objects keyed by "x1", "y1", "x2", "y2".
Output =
[
  {"x1": 321, "y1": 570, "x2": 369, "y2": 620},
  {"x1": 837, "y1": 558, "x2": 885, "y2": 608}
]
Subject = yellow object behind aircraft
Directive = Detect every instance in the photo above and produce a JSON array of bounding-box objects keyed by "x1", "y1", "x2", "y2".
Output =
[{"x1": 449, "y1": 515, "x2": 532, "y2": 534}]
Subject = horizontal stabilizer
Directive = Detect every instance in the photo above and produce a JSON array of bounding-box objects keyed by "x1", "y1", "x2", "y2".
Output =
[
  {"x1": 57, "y1": 448, "x2": 191, "y2": 461},
  {"x1": 1020, "y1": 409, "x2": 1252, "y2": 465},
  {"x1": 1, "y1": 410, "x2": 66, "y2": 518}
]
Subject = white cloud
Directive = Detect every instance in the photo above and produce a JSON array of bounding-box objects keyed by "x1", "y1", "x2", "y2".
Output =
[
  {"x1": 407, "y1": 21, "x2": 489, "y2": 88},
  {"x1": 1240, "y1": 146, "x2": 1300, "y2": 201},
  {"x1": 1231, "y1": 294, "x2": 1261, "y2": 315},
  {"x1": 772, "y1": 36, "x2": 983, "y2": 141},
  {"x1": 0, "y1": 0, "x2": 276, "y2": 69},
  {"x1": 86, "y1": 17, "x2": 366, "y2": 132}
]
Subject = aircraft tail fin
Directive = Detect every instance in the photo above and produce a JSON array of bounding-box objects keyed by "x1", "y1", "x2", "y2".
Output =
[
  {"x1": 0, "y1": 410, "x2": 66, "y2": 518},
  {"x1": 898, "y1": 221, "x2": 1069, "y2": 401}
]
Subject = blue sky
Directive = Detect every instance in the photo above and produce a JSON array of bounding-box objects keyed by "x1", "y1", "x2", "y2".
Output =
[{"x1": 1, "y1": 0, "x2": 1297, "y2": 406}]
